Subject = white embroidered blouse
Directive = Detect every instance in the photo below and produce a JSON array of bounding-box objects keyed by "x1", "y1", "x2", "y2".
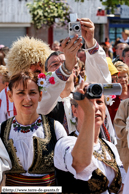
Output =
[{"x1": 9, "y1": 115, "x2": 67, "y2": 177}]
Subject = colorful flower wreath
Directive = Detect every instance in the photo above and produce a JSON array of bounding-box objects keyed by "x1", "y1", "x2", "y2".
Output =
[{"x1": 37, "y1": 72, "x2": 55, "y2": 92}]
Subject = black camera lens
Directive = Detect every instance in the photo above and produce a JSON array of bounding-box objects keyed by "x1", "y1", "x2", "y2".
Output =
[
  {"x1": 92, "y1": 84, "x2": 102, "y2": 95},
  {"x1": 73, "y1": 25, "x2": 80, "y2": 32}
]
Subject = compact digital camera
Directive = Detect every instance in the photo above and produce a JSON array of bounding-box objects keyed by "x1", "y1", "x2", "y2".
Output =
[
  {"x1": 69, "y1": 22, "x2": 82, "y2": 39},
  {"x1": 69, "y1": 13, "x2": 82, "y2": 39},
  {"x1": 73, "y1": 83, "x2": 122, "y2": 100}
]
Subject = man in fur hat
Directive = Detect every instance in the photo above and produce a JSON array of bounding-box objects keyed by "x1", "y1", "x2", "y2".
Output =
[{"x1": 0, "y1": 35, "x2": 82, "y2": 123}]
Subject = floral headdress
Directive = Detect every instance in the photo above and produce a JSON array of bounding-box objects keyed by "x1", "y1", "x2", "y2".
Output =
[{"x1": 37, "y1": 72, "x2": 55, "y2": 92}]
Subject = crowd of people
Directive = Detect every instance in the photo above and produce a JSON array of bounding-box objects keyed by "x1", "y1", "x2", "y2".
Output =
[{"x1": 0, "y1": 18, "x2": 129, "y2": 193}]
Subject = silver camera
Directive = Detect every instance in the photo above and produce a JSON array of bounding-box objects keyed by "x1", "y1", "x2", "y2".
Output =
[
  {"x1": 69, "y1": 13, "x2": 82, "y2": 39},
  {"x1": 73, "y1": 83, "x2": 122, "y2": 100}
]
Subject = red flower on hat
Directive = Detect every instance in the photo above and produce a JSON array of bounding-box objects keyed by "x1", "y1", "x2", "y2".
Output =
[
  {"x1": 49, "y1": 77, "x2": 55, "y2": 84},
  {"x1": 38, "y1": 73, "x2": 46, "y2": 79}
]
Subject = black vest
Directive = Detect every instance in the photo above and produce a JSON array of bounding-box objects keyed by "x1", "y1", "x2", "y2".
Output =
[{"x1": 0, "y1": 115, "x2": 57, "y2": 174}]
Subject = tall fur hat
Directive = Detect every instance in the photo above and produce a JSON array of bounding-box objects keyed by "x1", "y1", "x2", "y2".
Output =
[{"x1": 7, "y1": 36, "x2": 52, "y2": 76}]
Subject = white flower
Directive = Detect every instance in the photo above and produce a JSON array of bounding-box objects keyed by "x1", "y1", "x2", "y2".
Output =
[
  {"x1": 105, "y1": 96, "x2": 115, "y2": 106},
  {"x1": 37, "y1": 78, "x2": 47, "y2": 88}
]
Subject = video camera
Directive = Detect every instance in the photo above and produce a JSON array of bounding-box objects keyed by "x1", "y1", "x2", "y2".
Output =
[{"x1": 73, "y1": 83, "x2": 122, "y2": 100}]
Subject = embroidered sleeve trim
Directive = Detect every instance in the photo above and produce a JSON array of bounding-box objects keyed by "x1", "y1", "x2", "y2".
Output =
[
  {"x1": 88, "y1": 42, "x2": 99, "y2": 55},
  {"x1": 55, "y1": 66, "x2": 69, "y2": 82},
  {"x1": 63, "y1": 146, "x2": 70, "y2": 170}
]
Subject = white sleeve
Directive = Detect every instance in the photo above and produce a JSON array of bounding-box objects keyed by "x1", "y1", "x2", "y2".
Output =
[
  {"x1": 0, "y1": 89, "x2": 7, "y2": 124},
  {"x1": 54, "y1": 136, "x2": 97, "y2": 181},
  {"x1": 0, "y1": 138, "x2": 12, "y2": 182},
  {"x1": 54, "y1": 120, "x2": 67, "y2": 140},
  {"x1": 37, "y1": 66, "x2": 69, "y2": 115},
  {"x1": 85, "y1": 42, "x2": 111, "y2": 84}
]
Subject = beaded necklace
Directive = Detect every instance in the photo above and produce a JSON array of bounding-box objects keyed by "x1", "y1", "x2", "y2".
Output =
[{"x1": 13, "y1": 117, "x2": 42, "y2": 133}]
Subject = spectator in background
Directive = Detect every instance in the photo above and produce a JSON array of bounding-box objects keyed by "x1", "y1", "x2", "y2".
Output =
[
  {"x1": 114, "y1": 97, "x2": 129, "y2": 172},
  {"x1": 105, "y1": 38, "x2": 113, "y2": 59},
  {"x1": 107, "y1": 61, "x2": 129, "y2": 124},
  {"x1": 79, "y1": 61, "x2": 86, "y2": 80},
  {"x1": 112, "y1": 37, "x2": 120, "y2": 58},
  {"x1": 77, "y1": 48, "x2": 86, "y2": 64},
  {"x1": 73, "y1": 58, "x2": 84, "y2": 87},
  {"x1": 112, "y1": 43, "x2": 128, "y2": 64},
  {"x1": 122, "y1": 46, "x2": 129, "y2": 67},
  {"x1": 0, "y1": 65, "x2": 9, "y2": 92},
  {"x1": 100, "y1": 43, "x2": 118, "y2": 82},
  {"x1": 0, "y1": 45, "x2": 4, "y2": 50},
  {"x1": 52, "y1": 41, "x2": 60, "y2": 51},
  {"x1": 0, "y1": 53, "x2": 6, "y2": 66},
  {"x1": 117, "y1": 29, "x2": 129, "y2": 45},
  {"x1": 0, "y1": 46, "x2": 9, "y2": 64}
]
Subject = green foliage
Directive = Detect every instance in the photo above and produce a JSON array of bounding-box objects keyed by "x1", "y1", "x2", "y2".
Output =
[
  {"x1": 74, "y1": 0, "x2": 129, "y2": 13},
  {"x1": 26, "y1": 0, "x2": 72, "y2": 29},
  {"x1": 100, "y1": 0, "x2": 129, "y2": 13}
]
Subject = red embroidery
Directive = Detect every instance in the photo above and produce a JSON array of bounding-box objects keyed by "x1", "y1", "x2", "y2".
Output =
[{"x1": 102, "y1": 123, "x2": 111, "y2": 142}]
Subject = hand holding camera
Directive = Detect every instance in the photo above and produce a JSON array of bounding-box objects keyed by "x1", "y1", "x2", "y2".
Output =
[
  {"x1": 73, "y1": 83, "x2": 122, "y2": 100},
  {"x1": 68, "y1": 14, "x2": 96, "y2": 48},
  {"x1": 77, "y1": 18, "x2": 95, "y2": 48},
  {"x1": 61, "y1": 35, "x2": 82, "y2": 72}
]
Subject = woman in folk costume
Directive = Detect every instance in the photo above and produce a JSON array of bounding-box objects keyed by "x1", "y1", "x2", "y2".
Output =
[
  {"x1": 54, "y1": 82, "x2": 126, "y2": 194},
  {"x1": 0, "y1": 70, "x2": 67, "y2": 187},
  {"x1": 0, "y1": 36, "x2": 51, "y2": 123}
]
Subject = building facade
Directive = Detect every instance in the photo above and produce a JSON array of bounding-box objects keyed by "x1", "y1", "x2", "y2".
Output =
[
  {"x1": 54, "y1": 0, "x2": 107, "y2": 44},
  {"x1": 108, "y1": 5, "x2": 129, "y2": 45},
  {"x1": 1, "y1": 0, "x2": 129, "y2": 48},
  {"x1": 0, "y1": 0, "x2": 32, "y2": 47}
]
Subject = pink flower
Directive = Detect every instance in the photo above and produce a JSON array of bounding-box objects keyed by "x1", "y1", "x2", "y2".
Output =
[
  {"x1": 110, "y1": 95, "x2": 116, "y2": 99},
  {"x1": 49, "y1": 77, "x2": 55, "y2": 84},
  {"x1": 38, "y1": 73, "x2": 46, "y2": 79}
]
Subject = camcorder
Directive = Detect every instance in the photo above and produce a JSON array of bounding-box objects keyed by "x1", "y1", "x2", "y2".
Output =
[
  {"x1": 73, "y1": 83, "x2": 122, "y2": 100},
  {"x1": 69, "y1": 13, "x2": 82, "y2": 39}
]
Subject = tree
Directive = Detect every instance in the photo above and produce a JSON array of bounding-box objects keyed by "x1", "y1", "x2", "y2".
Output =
[
  {"x1": 100, "y1": 0, "x2": 129, "y2": 13},
  {"x1": 75, "y1": 0, "x2": 129, "y2": 13},
  {"x1": 26, "y1": 0, "x2": 72, "y2": 29}
]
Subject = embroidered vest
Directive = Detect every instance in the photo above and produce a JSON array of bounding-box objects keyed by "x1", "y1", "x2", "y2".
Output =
[
  {"x1": 0, "y1": 115, "x2": 57, "y2": 174},
  {"x1": 55, "y1": 138, "x2": 122, "y2": 194}
]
